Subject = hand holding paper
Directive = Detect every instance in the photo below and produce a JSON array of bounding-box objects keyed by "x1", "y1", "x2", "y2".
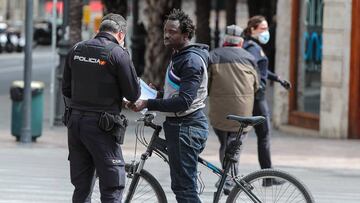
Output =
[
  {"x1": 128, "y1": 79, "x2": 157, "y2": 113},
  {"x1": 139, "y1": 79, "x2": 158, "y2": 100}
]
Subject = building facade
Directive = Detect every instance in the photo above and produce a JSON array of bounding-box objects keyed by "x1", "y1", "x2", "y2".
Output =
[
  {"x1": 274, "y1": 0, "x2": 360, "y2": 139},
  {"x1": 0, "y1": 0, "x2": 43, "y2": 25}
]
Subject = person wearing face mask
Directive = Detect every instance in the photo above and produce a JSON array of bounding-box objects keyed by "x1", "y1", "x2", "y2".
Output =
[
  {"x1": 62, "y1": 13, "x2": 140, "y2": 202},
  {"x1": 242, "y1": 15, "x2": 291, "y2": 186}
]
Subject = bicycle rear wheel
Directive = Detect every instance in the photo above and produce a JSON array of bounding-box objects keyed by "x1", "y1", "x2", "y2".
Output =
[
  {"x1": 92, "y1": 163, "x2": 167, "y2": 203},
  {"x1": 226, "y1": 169, "x2": 314, "y2": 203}
]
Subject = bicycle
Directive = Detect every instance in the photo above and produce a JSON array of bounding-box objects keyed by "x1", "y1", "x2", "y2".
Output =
[{"x1": 92, "y1": 113, "x2": 314, "y2": 203}]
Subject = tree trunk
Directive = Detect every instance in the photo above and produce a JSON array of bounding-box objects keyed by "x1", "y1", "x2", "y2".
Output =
[
  {"x1": 246, "y1": 0, "x2": 277, "y2": 22},
  {"x1": 195, "y1": 0, "x2": 211, "y2": 47},
  {"x1": 225, "y1": 0, "x2": 237, "y2": 26},
  {"x1": 69, "y1": 0, "x2": 83, "y2": 46},
  {"x1": 142, "y1": 0, "x2": 181, "y2": 86},
  {"x1": 101, "y1": 0, "x2": 127, "y2": 17}
]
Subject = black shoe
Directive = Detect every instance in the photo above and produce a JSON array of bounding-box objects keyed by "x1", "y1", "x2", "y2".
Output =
[
  {"x1": 215, "y1": 177, "x2": 235, "y2": 195},
  {"x1": 223, "y1": 182, "x2": 234, "y2": 195},
  {"x1": 262, "y1": 178, "x2": 286, "y2": 187}
]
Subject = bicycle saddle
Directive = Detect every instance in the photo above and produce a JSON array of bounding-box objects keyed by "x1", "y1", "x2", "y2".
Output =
[{"x1": 226, "y1": 115, "x2": 266, "y2": 126}]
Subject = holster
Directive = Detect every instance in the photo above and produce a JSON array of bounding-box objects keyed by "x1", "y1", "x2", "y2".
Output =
[
  {"x1": 62, "y1": 106, "x2": 72, "y2": 126},
  {"x1": 98, "y1": 112, "x2": 128, "y2": 144}
]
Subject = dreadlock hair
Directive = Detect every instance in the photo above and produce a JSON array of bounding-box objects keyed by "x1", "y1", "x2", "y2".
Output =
[{"x1": 166, "y1": 9, "x2": 195, "y2": 40}]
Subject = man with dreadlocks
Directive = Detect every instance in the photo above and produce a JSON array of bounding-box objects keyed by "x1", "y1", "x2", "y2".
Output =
[{"x1": 131, "y1": 9, "x2": 209, "y2": 202}]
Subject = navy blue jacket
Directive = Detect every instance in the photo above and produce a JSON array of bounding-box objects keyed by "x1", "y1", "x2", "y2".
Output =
[
  {"x1": 243, "y1": 38, "x2": 279, "y2": 87},
  {"x1": 147, "y1": 43, "x2": 209, "y2": 113},
  {"x1": 62, "y1": 32, "x2": 140, "y2": 113}
]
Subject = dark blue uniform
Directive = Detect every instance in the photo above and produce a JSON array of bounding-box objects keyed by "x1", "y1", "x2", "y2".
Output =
[
  {"x1": 62, "y1": 32, "x2": 140, "y2": 202},
  {"x1": 243, "y1": 38, "x2": 279, "y2": 169}
]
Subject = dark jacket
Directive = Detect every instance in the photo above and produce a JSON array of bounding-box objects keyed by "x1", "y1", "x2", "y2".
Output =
[
  {"x1": 147, "y1": 43, "x2": 209, "y2": 115},
  {"x1": 62, "y1": 32, "x2": 140, "y2": 114},
  {"x1": 243, "y1": 38, "x2": 279, "y2": 87}
]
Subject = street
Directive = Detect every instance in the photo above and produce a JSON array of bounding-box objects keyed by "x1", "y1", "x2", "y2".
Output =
[
  {"x1": 0, "y1": 46, "x2": 57, "y2": 95},
  {"x1": 0, "y1": 47, "x2": 359, "y2": 202}
]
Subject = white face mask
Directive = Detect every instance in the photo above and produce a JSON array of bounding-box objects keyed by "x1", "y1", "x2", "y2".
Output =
[{"x1": 257, "y1": 30, "x2": 270, "y2": 44}]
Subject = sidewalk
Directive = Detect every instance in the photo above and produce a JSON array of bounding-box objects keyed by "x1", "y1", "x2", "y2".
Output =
[{"x1": 0, "y1": 92, "x2": 360, "y2": 202}]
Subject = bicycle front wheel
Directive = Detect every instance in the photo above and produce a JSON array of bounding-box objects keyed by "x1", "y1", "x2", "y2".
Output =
[
  {"x1": 92, "y1": 163, "x2": 167, "y2": 203},
  {"x1": 226, "y1": 169, "x2": 314, "y2": 203}
]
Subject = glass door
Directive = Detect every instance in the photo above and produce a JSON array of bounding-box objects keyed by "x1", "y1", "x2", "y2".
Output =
[
  {"x1": 297, "y1": 0, "x2": 323, "y2": 114},
  {"x1": 289, "y1": 0, "x2": 323, "y2": 129}
]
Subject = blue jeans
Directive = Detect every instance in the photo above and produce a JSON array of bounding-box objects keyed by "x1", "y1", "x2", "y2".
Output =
[{"x1": 163, "y1": 110, "x2": 208, "y2": 203}]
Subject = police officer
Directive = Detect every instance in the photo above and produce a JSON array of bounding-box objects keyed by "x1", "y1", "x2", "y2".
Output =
[
  {"x1": 242, "y1": 15, "x2": 291, "y2": 186},
  {"x1": 62, "y1": 13, "x2": 140, "y2": 202}
]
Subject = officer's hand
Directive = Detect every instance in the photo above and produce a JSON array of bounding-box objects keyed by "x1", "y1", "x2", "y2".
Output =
[
  {"x1": 131, "y1": 100, "x2": 148, "y2": 112},
  {"x1": 123, "y1": 100, "x2": 136, "y2": 110},
  {"x1": 123, "y1": 100, "x2": 130, "y2": 109},
  {"x1": 280, "y1": 79, "x2": 291, "y2": 90}
]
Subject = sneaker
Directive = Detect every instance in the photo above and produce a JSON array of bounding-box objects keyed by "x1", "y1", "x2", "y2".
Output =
[{"x1": 262, "y1": 178, "x2": 286, "y2": 187}]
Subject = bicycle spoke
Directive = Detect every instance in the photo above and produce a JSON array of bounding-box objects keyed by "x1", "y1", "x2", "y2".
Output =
[
  {"x1": 228, "y1": 170, "x2": 313, "y2": 203},
  {"x1": 132, "y1": 179, "x2": 155, "y2": 200}
]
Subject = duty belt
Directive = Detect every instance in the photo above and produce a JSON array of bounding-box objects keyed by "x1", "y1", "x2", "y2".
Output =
[{"x1": 71, "y1": 109, "x2": 101, "y2": 117}]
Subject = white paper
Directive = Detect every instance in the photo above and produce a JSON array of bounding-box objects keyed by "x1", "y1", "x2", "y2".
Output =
[
  {"x1": 123, "y1": 79, "x2": 157, "y2": 102},
  {"x1": 123, "y1": 79, "x2": 158, "y2": 114},
  {"x1": 139, "y1": 79, "x2": 157, "y2": 114},
  {"x1": 139, "y1": 79, "x2": 157, "y2": 100}
]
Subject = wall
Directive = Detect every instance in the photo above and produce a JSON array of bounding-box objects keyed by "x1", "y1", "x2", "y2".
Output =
[
  {"x1": 320, "y1": 0, "x2": 352, "y2": 138},
  {"x1": 0, "y1": 0, "x2": 7, "y2": 21},
  {"x1": 273, "y1": 0, "x2": 292, "y2": 127}
]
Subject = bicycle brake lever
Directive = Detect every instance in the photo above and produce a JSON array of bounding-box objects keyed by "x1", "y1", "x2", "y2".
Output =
[
  {"x1": 136, "y1": 117, "x2": 145, "y2": 122},
  {"x1": 144, "y1": 112, "x2": 156, "y2": 123}
]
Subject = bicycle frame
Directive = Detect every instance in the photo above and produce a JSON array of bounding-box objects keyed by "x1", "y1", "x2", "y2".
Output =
[
  {"x1": 125, "y1": 120, "x2": 167, "y2": 203},
  {"x1": 125, "y1": 114, "x2": 262, "y2": 203}
]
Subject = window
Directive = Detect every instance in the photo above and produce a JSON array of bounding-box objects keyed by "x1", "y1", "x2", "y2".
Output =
[{"x1": 297, "y1": 0, "x2": 323, "y2": 114}]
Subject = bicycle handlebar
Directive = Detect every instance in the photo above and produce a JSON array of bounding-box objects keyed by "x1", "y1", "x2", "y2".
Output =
[{"x1": 137, "y1": 112, "x2": 159, "y2": 129}]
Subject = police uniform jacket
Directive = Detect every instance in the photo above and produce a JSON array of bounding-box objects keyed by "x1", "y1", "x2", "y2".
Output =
[
  {"x1": 62, "y1": 32, "x2": 140, "y2": 114},
  {"x1": 243, "y1": 37, "x2": 279, "y2": 87}
]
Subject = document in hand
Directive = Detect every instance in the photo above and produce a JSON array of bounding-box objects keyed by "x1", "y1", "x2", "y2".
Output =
[
  {"x1": 138, "y1": 79, "x2": 157, "y2": 114},
  {"x1": 139, "y1": 79, "x2": 157, "y2": 100}
]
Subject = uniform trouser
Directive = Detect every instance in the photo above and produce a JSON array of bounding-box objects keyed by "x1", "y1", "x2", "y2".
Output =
[
  {"x1": 213, "y1": 128, "x2": 247, "y2": 176},
  {"x1": 163, "y1": 110, "x2": 208, "y2": 203},
  {"x1": 67, "y1": 113, "x2": 125, "y2": 203},
  {"x1": 252, "y1": 98, "x2": 272, "y2": 169}
]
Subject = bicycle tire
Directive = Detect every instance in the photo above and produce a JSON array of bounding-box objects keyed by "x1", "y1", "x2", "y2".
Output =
[
  {"x1": 226, "y1": 169, "x2": 314, "y2": 203},
  {"x1": 92, "y1": 164, "x2": 167, "y2": 203}
]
